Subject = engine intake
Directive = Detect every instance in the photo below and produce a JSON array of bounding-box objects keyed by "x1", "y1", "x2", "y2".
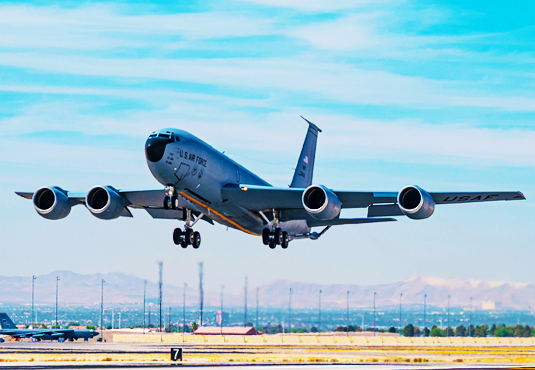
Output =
[
  {"x1": 302, "y1": 185, "x2": 341, "y2": 221},
  {"x1": 32, "y1": 187, "x2": 71, "y2": 220},
  {"x1": 86, "y1": 186, "x2": 125, "y2": 220},
  {"x1": 397, "y1": 185, "x2": 435, "y2": 220}
]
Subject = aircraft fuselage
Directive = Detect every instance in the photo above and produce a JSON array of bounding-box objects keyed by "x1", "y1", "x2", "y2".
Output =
[{"x1": 145, "y1": 128, "x2": 309, "y2": 236}]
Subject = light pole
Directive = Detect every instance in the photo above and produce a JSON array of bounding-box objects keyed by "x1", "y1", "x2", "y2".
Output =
[
  {"x1": 168, "y1": 307, "x2": 172, "y2": 333},
  {"x1": 469, "y1": 296, "x2": 473, "y2": 337},
  {"x1": 447, "y1": 295, "x2": 450, "y2": 337},
  {"x1": 289, "y1": 288, "x2": 292, "y2": 333},
  {"x1": 143, "y1": 280, "x2": 146, "y2": 334},
  {"x1": 373, "y1": 292, "x2": 376, "y2": 336},
  {"x1": 424, "y1": 294, "x2": 427, "y2": 335},
  {"x1": 100, "y1": 278, "x2": 105, "y2": 339},
  {"x1": 31, "y1": 275, "x2": 36, "y2": 326},
  {"x1": 318, "y1": 289, "x2": 322, "y2": 332},
  {"x1": 183, "y1": 283, "x2": 187, "y2": 341},
  {"x1": 399, "y1": 293, "x2": 402, "y2": 334},
  {"x1": 346, "y1": 291, "x2": 350, "y2": 337},
  {"x1": 256, "y1": 287, "x2": 259, "y2": 331},
  {"x1": 158, "y1": 261, "x2": 163, "y2": 333},
  {"x1": 220, "y1": 285, "x2": 224, "y2": 335},
  {"x1": 55, "y1": 276, "x2": 60, "y2": 328}
]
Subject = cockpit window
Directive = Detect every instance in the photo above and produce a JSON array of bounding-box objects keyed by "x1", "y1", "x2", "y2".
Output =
[
  {"x1": 158, "y1": 133, "x2": 171, "y2": 139},
  {"x1": 174, "y1": 136, "x2": 180, "y2": 142},
  {"x1": 149, "y1": 134, "x2": 157, "y2": 138}
]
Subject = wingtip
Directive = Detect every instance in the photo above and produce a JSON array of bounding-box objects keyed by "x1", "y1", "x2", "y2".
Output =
[{"x1": 15, "y1": 191, "x2": 33, "y2": 199}]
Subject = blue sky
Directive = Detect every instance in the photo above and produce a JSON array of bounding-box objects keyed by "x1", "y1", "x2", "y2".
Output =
[{"x1": 0, "y1": 0, "x2": 533, "y2": 301}]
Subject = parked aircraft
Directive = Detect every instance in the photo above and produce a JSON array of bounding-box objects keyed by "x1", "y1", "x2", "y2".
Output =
[
  {"x1": 0, "y1": 313, "x2": 98, "y2": 342},
  {"x1": 16, "y1": 117, "x2": 525, "y2": 249}
]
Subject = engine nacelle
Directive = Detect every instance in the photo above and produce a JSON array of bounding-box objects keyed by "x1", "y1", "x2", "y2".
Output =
[
  {"x1": 397, "y1": 185, "x2": 435, "y2": 220},
  {"x1": 86, "y1": 186, "x2": 125, "y2": 220},
  {"x1": 32, "y1": 186, "x2": 71, "y2": 220},
  {"x1": 302, "y1": 185, "x2": 341, "y2": 221}
]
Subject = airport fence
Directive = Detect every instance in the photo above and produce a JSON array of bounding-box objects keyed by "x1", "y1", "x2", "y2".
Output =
[{"x1": 112, "y1": 333, "x2": 535, "y2": 345}]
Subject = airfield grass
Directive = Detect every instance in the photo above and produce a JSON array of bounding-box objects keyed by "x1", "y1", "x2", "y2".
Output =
[{"x1": 3, "y1": 345, "x2": 535, "y2": 364}]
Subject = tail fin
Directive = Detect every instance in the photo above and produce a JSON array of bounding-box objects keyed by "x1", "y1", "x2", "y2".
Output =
[
  {"x1": 0, "y1": 313, "x2": 17, "y2": 329},
  {"x1": 290, "y1": 117, "x2": 322, "y2": 188}
]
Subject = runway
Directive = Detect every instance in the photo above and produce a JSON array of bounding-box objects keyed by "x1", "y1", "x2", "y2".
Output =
[
  {"x1": 0, "y1": 363, "x2": 535, "y2": 369},
  {"x1": 2, "y1": 341, "x2": 535, "y2": 368}
]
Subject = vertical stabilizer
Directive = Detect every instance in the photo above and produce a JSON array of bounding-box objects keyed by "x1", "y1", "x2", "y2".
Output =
[
  {"x1": 290, "y1": 117, "x2": 322, "y2": 188},
  {"x1": 0, "y1": 313, "x2": 17, "y2": 329}
]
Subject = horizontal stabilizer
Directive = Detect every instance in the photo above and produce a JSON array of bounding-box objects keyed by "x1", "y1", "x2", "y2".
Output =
[{"x1": 307, "y1": 217, "x2": 396, "y2": 228}]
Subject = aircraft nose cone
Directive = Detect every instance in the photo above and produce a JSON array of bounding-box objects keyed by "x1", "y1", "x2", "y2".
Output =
[{"x1": 145, "y1": 136, "x2": 173, "y2": 163}]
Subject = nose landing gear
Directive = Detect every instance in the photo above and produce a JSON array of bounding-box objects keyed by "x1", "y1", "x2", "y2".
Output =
[{"x1": 263, "y1": 227, "x2": 289, "y2": 249}]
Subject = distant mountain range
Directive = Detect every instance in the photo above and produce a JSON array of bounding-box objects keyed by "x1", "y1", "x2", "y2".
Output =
[{"x1": 0, "y1": 271, "x2": 533, "y2": 310}]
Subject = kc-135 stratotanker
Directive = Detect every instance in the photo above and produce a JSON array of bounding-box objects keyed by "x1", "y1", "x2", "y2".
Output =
[{"x1": 17, "y1": 117, "x2": 526, "y2": 249}]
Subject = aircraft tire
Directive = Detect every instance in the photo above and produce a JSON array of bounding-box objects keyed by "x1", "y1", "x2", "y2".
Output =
[
  {"x1": 180, "y1": 239, "x2": 188, "y2": 248},
  {"x1": 281, "y1": 232, "x2": 289, "y2": 249},
  {"x1": 274, "y1": 228, "x2": 282, "y2": 245},
  {"x1": 192, "y1": 231, "x2": 201, "y2": 249},
  {"x1": 268, "y1": 239, "x2": 276, "y2": 249},
  {"x1": 173, "y1": 228, "x2": 182, "y2": 245},
  {"x1": 163, "y1": 196, "x2": 169, "y2": 210},
  {"x1": 185, "y1": 228, "x2": 194, "y2": 245},
  {"x1": 171, "y1": 195, "x2": 178, "y2": 210},
  {"x1": 262, "y1": 228, "x2": 271, "y2": 245}
]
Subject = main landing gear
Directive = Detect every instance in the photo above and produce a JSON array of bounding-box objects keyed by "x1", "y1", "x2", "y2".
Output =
[
  {"x1": 173, "y1": 227, "x2": 201, "y2": 249},
  {"x1": 262, "y1": 227, "x2": 289, "y2": 249}
]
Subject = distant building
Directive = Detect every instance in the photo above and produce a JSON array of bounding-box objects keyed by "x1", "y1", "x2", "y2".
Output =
[
  {"x1": 194, "y1": 326, "x2": 258, "y2": 335},
  {"x1": 215, "y1": 310, "x2": 229, "y2": 325}
]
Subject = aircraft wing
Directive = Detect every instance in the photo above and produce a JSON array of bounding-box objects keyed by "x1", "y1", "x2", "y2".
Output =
[
  {"x1": 222, "y1": 185, "x2": 397, "y2": 211},
  {"x1": 222, "y1": 184, "x2": 525, "y2": 213}
]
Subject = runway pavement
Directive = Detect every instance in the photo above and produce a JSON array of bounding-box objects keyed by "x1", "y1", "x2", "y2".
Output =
[{"x1": 0, "y1": 363, "x2": 535, "y2": 369}]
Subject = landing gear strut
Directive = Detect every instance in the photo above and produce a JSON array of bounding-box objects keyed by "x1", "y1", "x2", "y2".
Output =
[{"x1": 172, "y1": 208, "x2": 202, "y2": 249}]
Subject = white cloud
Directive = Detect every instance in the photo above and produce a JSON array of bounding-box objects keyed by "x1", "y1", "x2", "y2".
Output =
[
  {"x1": 0, "y1": 5, "x2": 274, "y2": 50},
  {"x1": 1, "y1": 52, "x2": 533, "y2": 111},
  {"x1": 237, "y1": 0, "x2": 391, "y2": 11}
]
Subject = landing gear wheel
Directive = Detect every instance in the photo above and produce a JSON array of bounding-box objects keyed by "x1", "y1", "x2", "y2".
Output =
[
  {"x1": 173, "y1": 228, "x2": 182, "y2": 245},
  {"x1": 281, "y1": 231, "x2": 289, "y2": 249},
  {"x1": 262, "y1": 228, "x2": 271, "y2": 245},
  {"x1": 180, "y1": 239, "x2": 188, "y2": 248},
  {"x1": 171, "y1": 195, "x2": 178, "y2": 210},
  {"x1": 274, "y1": 228, "x2": 283, "y2": 245},
  {"x1": 163, "y1": 196, "x2": 170, "y2": 210},
  {"x1": 192, "y1": 231, "x2": 201, "y2": 249},
  {"x1": 185, "y1": 228, "x2": 194, "y2": 245},
  {"x1": 268, "y1": 239, "x2": 276, "y2": 249}
]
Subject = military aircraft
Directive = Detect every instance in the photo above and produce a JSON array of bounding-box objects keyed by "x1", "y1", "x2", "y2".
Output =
[
  {"x1": 16, "y1": 117, "x2": 525, "y2": 249},
  {"x1": 0, "y1": 313, "x2": 98, "y2": 342}
]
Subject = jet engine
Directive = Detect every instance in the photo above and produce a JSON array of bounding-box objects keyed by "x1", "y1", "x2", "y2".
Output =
[
  {"x1": 302, "y1": 185, "x2": 341, "y2": 221},
  {"x1": 32, "y1": 186, "x2": 71, "y2": 220},
  {"x1": 85, "y1": 186, "x2": 125, "y2": 220},
  {"x1": 397, "y1": 185, "x2": 435, "y2": 220}
]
